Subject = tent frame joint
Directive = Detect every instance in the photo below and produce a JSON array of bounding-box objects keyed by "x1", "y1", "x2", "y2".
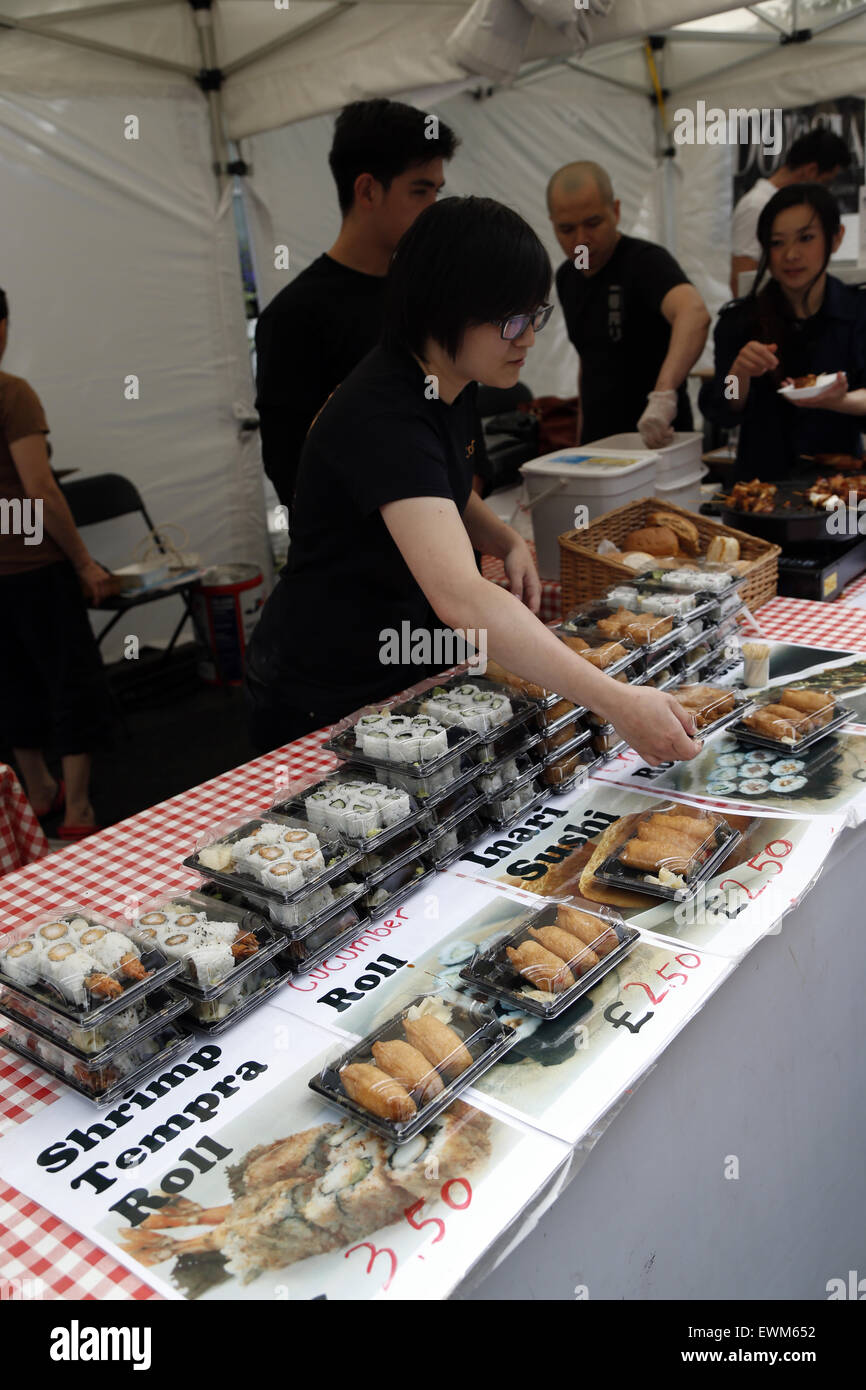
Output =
[
  {"x1": 780, "y1": 27, "x2": 812, "y2": 45},
  {"x1": 196, "y1": 66, "x2": 224, "y2": 92}
]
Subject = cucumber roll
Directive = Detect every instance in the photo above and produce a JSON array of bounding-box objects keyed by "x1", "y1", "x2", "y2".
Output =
[
  {"x1": 305, "y1": 791, "x2": 333, "y2": 829},
  {"x1": 323, "y1": 796, "x2": 348, "y2": 829},
  {"x1": 344, "y1": 800, "x2": 380, "y2": 837},
  {"x1": 390, "y1": 729, "x2": 421, "y2": 763},
  {"x1": 487, "y1": 695, "x2": 512, "y2": 726},
  {"x1": 418, "y1": 726, "x2": 448, "y2": 761},
  {"x1": 379, "y1": 789, "x2": 412, "y2": 825},
  {"x1": 362, "y1": 727, "x2": 391, "y2": 759},
  {"x1": 186, "y1": 940, "x2": 235, "y2": 987}
]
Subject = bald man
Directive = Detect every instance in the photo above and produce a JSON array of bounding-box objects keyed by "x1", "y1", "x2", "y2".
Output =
[{"x1": 548, "y1": 161, "x2": 710, "y2": 448}]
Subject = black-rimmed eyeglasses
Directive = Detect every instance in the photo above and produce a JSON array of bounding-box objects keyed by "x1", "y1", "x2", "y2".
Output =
[{"x1": 496, "y1": 303, "x2": 554, "y2": 340}]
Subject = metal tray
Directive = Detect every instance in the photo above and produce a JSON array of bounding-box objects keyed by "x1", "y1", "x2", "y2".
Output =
[
  {"x1": 309, "y1": 996, "x2": 518, "y2": 1144},
  {"x1": 459, "y1": 902, "x2": 640, "y2": 1020}
]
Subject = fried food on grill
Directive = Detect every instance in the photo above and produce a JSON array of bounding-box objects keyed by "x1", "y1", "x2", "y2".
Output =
[{"x1": 724, "y1": 479, "x2": 778, "y2": 514}]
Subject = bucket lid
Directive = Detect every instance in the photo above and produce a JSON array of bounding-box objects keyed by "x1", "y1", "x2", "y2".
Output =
[
  {"x1": 201, "y1": 563, "x2": 262, "y2": 587},
  {"x1": 521, "y1": 448, "x2": 658, "y2": 479}
]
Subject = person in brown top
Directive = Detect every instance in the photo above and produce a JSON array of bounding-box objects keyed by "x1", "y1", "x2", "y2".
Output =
[{"x1": 0, "y1": 287, "x2": 112, "y2": 837}]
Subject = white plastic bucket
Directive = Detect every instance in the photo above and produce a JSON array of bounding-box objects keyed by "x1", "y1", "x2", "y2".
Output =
[
  {"x1": 520, "y1": 447, "x2": 658, "y2": 580},
  {"x1": 588, "y1": 432, "x2": 706, "y2": 513}
]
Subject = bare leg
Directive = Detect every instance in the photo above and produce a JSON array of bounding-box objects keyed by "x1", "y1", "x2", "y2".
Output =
[
  {"x1": 61, "y1": 752, "x2": 95, "y2": 827},
  {"x1": 12, "y1": 748, "x2": 58, "y2": 815}
]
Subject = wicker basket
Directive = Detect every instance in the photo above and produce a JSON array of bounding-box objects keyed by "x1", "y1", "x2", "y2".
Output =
[{"x1": 559, "y1": 496, "x2": 780, "y2": 615}]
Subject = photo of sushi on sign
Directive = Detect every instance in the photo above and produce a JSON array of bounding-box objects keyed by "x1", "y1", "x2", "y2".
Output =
[{"x1": 89, "y1": 1021, "x2": 567, "y2": 1301}]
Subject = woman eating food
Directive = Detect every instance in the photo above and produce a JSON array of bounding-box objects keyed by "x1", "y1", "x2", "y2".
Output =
[
  {"x1": 700, "y1": 184, "x2": 866, "y2": 480},
  {"x1": 245, "y1": 196, "x2": 701, "y2": 768}
]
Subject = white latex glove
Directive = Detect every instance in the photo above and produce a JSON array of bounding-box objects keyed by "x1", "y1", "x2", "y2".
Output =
[{"x1": 638, "y1": 389, "x2": 678, "y2": 449}]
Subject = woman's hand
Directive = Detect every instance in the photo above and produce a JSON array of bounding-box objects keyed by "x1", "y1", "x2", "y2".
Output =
[
  {"x1": 76, "y1": 558, "x2": 114, "y2": 606},
  {"x1": 781, "y1": 370, "x2": 849, "y2": 409},
  {"x1": 604, "y1": 683, "x2": 702, "y2": 767},
  {"x1": 503, "y1": 537, "x2": 541, "y2": 614},
  {"x1": 730, "y1": 340, "x2": 779, "y2": 381}
]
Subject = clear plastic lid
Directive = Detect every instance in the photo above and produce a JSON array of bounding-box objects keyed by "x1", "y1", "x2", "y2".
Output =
[
  {"x1": 556, "y1": 623, "x2": 639, "y2": 672},
  {"x1": 479, "y1": 771, "x2": 549, "y2": 829},
  {"x1": 122, "y1": 890, "x2": 283, "y2": 1000},
  {"x1": 412, "y1": 676, "x2": 537, "y2": 744},
  {"x1": 592, "y1": 801, "x2": 741, "y2": 901},
  {"x1": 183, "y1": 809, "x2": 363, "y2": 904},
  {"x1": 276, "y1": 768, "x2": 428, "y2": 839},
  {"x1": 470, "y1": 720, "x2": 544, "y2": 766},
  {"x1": 0, "y1": 908, "x2": 182, "y2": 1026},
  {"x1": 195, "y1": 868, "x2": 367, "y2": 937},
  {"x1": 458, "y1": 899, "x2": 638, "y2": 1020},
  {"x1": 309, "y1": 991, "x2": 518, "y2": 1143},
  {"x1": 0, "y1": 983, "x2": 187, "y2": 1061},
  {"x1": 670, "y1": 684, "x2": 756, "y2": 739},
  {"x1": 326, "y1": 696, "x2": 480, "y2": 775},
  {"x1": 428, "y1": 808, "x2": 487, "y2": 870},
  {"x1": 538, "y1": 716, "x2": 592, "y2": 755},
  {"x1": 276, "y1": 902, "x2": 370, "y2": 975},
  {"x1": 481, "y1": 658, "x2": 587, "y2": 716},
  {"x1": 416, "y1": 773, "x2": 486, "y2": 830},
  {"x1": 477, "y1": 749, "x2": 543, "y2": 797},
  {"x1": 540, "y1": 742, "x2": 599, "y2": 790},
  {"x1": 0, "y1": 1016, "x2": 192, "y2": 1105},
  {"x1": 561, "y1": 599, "x2": 685, "y2": 652},
  {"x1": 363, "y1": 850, "x2": 435, "y2": 919},
  {"x1": 606, "y1": 580, "x2": 711, "y2": 621},
  {"x1": 648, "y1": 563, "x2": 747, "y2": 595},
  {"x1": 735, "y1": 688, "x2": 846, "y2": 752}
]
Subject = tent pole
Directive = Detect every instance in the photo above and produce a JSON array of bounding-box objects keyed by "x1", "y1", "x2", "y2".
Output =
[
  {"x1": 189, "y1": 0, "x2": 229, "y2": 193},
  {"x1": 0, "y1": 7, "x2": 193, "y2": 74}
]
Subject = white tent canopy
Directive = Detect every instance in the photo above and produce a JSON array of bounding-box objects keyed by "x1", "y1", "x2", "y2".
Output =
[{"x1": 1, "y1": 1, "x2": 863, "y2": 655}]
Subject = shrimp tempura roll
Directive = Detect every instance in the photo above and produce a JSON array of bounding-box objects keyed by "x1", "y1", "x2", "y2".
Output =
[
  {"x1": 506, "y1": 940, "x2": 574, "y2": 993},
  {"x1": 528, "y1": 925, "x2": 599, "y2": 975},
  {"x1": 403, "y1": 1016, "x2": 474, "y2": 1079},
  {"x1": 339, "y1": 1062, "x2": 417, "y2": 1122},
  {"x1": 371, "y1": 1039, "x2": 444, "y2": 1105}
]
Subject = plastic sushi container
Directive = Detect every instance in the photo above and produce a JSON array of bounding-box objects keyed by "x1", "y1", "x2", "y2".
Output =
[
  {"x1": 537, "y1": 712, "x2": 593, "y2": 755},
  {"x1": 559, "y1": 600, "x2": 687, "y2": 657},
  {"x1": 195, "y1": 877, "x2": 369, "y2": 966},
  {"x1": 638, "y1": 563, "x2": 748, "y2": 596},
  {"x1": 195, "y1": 863, "x2": 367, "y2": 934},
  {"x1": 272, "y1": 774, "x2": 421, "y2": 849},
  {"x1": 0, "y1": 1015, "x2": 193, "y2": 1106},
  {"x1": 428, "y1": 807, "x2": 488, "y2": 869},
  {"x1": 479, "y1": 769, "x2": 549, "y2": 830},
  {"x1": 459, "y1": 899, "x2": 639, "y2": 1020},
  {"x1": 470, "y1": 719, "x2": 544, "y2": 767},
  {"x1": 633, "y1": 650, "x2": 686, "y2": 692},
  {"x1": 123, "y1": 891, "x2": 284, "y2": 999},
  {"x1": 590, "y1": 724, "x2": 628, "y2": 758},
  {"x1": 529, "y1": 693, "x2": 591, "y2": 736},
  {"x1": 0, "y1": 983, "x2": 188, "y2": 1060},
  {"x1": 362, "y1": 848, "x2": 436, "y2": 920},
  {"x1": 668, "y1": 685, "x2": 757, "y2": 741},
  {"x1": 326, "y1": 698, "x2": 480, "y2": 780},
  {"x1": 591, "y1": 802, "x2": 742, "y2": 903},
  {"x1": 541, "y1": 735, "x2": 601, "y2": 792},
  {"x1": 309, "y1": 992, "x2": 519, "y2": 1143},
  {"x1": 618, "y1": 578, "x2": 718, "y2": 624},
  {"x1": 0, "y1": 909, "x2": 182, "y2": 1029},
  {"x1": 183, "y1": 809, "x2": 364, "y2": 914},
  {"x1": 413, "y1": 675, "x2": 539, "y2": 747},
  {"x1": 416, "y1": 770, "x2": 486, "y2": 830},
  {"x1": 476, "y1": 748, "x2": 543, "y2": 797},
  {"x1": 728, "y1": 696, "x2": 852, "y2": 755},
  {"x1": 555, "y1": 622, "x2": 640, "y2": 677},
  {"x1": 505, "y1": 992, "x2": 596, "y2": 1058}
]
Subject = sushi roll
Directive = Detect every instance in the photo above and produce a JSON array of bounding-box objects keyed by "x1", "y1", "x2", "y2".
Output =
[
  {"x1": 246, "y1": 843, "x2": 286, "y2": 870},
  {"x1": 129, "y1": 924, "x2": 162, "y2": 951},
  {"x1": 249, "y1": 822, "x2": 283, "y2": 847},
  {"x1": 458, "y1": 707, "x2": 489, "y2": 733},
  {"x1": 64, "y1": 916, "x2": 94, "y2": 937},
  {"x1": 386, "y1": 715, "x2": 412, "y2": 734},
  {"x1": 36, "y1": 921, "x2": 74, "y2": 946},
  {"x1": 770, "y1": 775, "x2": 807, "y2": 793},
  {"x1": 291, "y1": 845, "x2": 326, "y2": 880},
  {"x1": 379, "y1": 789, "x2": 411, "y2": 826},
  {"x1": 185, "y1": 940, "x2": 235, "y2": 988},
  {"x1": 174, "y1": 910, "x2": 206, "y2": 930},
  {"x1": 262, "y1": 859, "x2": 305, "y2": 894},
  {"x1": 1, "y1": 936, "x2": 44, "y2": 987},
  {"x1": 343, "y1": 800, "x2": 380, "y2": 837},
  {"x1": 738, "y1": 779, "x2": 770, "y2": 795},
  {"x1": 410, "y1": 715, "x2": 437, "y2": 731},
  {"x1": 158, "y1": 932, "x2": 203, "y2": 966},
  {"x1": 305, "y1": 791, "x2": 333, "y2": 829},
  {"x1": 417, "y1": 726, "x2": 448, "y2": 762},
  {"x1": 78, "y1": 928, "x2": 150, "y2": 981},
  {"x1": 361, "y1": 727, "x2": 391, "y2": 759},
  {"x1": 771, "y1": 758, "x2": 805, "y2": 776},
  {"x1": 280, "y1": 827, "x2": 314, "y2": 849},
  {"x1": 41, "y1": 944, "x2": 119, "y2": 1006},
  {"x1": 356, "y1": 713, "x2": 389, "y2": 737},
  {"x1": 487, "y1": 695, "x2": 512, "y2": 727},
  {"x1": 389, "y1": 729, "x2": 421, "y2": 763},
  {"x1": 137, "y1": 909, "x2": 176, "y2": 930}
]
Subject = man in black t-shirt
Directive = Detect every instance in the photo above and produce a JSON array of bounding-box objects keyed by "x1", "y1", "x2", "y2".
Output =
[
  {"x1": 547, "y1": 160, "x2": 710, "y2": 447},
  {"x1": 255, "y1": 99, "x2": 460, "y2": 516}
]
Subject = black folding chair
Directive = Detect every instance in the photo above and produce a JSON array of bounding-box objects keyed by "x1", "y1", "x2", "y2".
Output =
[{"x1": 60, "y1": 472, "x2": 200, "y2": 660}]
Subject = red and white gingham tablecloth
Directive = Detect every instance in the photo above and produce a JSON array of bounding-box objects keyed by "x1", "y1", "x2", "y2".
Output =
[
  {"x1": 0, "y1": 765, "x2": 49, "y2": 877},
  {"x1": 1, "y1": 597, "x2": 865, "y2": 1300}
]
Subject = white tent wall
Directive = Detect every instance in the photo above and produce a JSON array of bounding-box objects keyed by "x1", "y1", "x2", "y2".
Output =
[
  {"x1": 0, "y1": 84, "x2": 270, "y2": 662},
  {"x1": 244, "y1": 67, "x2": 667, "y2": 400}
]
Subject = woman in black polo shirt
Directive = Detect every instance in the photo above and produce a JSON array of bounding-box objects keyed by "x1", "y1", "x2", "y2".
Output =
[
  {"x1": 246, "y1": 197, "x2": 699, "y2": 767},
  {"x1": 700, "y1": 184, "x2": 866, "y2": 479}
]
